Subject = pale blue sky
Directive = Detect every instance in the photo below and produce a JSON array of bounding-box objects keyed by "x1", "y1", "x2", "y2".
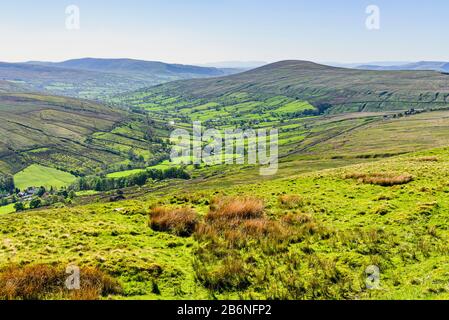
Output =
[{"x1": 1, "y1": 0, "x2": 448, "y2": 64}]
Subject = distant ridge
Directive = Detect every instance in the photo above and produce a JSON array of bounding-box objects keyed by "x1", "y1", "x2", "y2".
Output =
[
  {"x1": 355, "y1": 61, "x2": 449, "y2": 72},
  {"x1": 127, "y1": 59, "x2": 449, "y2": 113},
  {"x1": 29, "y1": 58, "x2": 235, "y2": 77},
  {"x1": 199, "y1": 61, "x2": 268, "y2": 69},
  {"x1": 0, "y1": 58, "x2": 243, "y2": 99}
]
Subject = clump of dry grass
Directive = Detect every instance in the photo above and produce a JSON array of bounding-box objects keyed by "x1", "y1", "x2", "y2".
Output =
[
  {"x1": 281, "y1": 212, "x2": 313, "y2": 225},
  {"x1": 0, "y1": 264, "x2": 121, "y2": 300},
  {"x1": 149, "y1": 206, "x2": 199, "y2": 237},
  {"x1": 413, "y1": 156, "x2": 438, "y2": 162},
  {"x1": 344, "y1": 172, "x2": 413, "y2": 186},
  {"x1": 195, "y1": 196, "x2": 293, "y2": 247},
  {"x1": 207, "y1": 197, "x2": 265, "y2": 221},
  {"x1": 193, "y1": 197, "x2": 331, "y2": 294},
  {"x1": 278, "y1": 194, "x2": 304, "y2": 209},
  {"x1": 196, "y1": 217, "x2": 290, "y2": 247}
]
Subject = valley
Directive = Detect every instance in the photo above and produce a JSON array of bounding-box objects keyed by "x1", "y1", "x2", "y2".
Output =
[
  {"x1": 0, "y1": 58, "x2": 241, "y2": 100},
  {"x1": 1, "y1": 60, "x2": 449, "y2": 300}
]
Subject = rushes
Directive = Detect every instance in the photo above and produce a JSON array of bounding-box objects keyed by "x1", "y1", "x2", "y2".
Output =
[
  {"x1": 148, "y1": 196, "x2": 334, "y2": 296},
  {"x1": 197, "y1": 196, "x2": 292, "y2": 246},
  {"x1": 345, "y1": 172, "x2": 413, "y2": 186},
  {"x1": 278, "y1": 194, "x2": 304, "y2": 209},
  {"x1": 149, "y1": 207, "x2": 199, "y2": 237},
  {"x1": 207, "y1": 197, "x2": 265, "y2": 221},
  {"x1": 192, "y1": 196, "x2": 332, "y2": 295},
  {"x1": 0, "y1": 264, "x2": 121, "y2": 300},
  {"x1": 413, "y1": 156, "x2": 438, "y2": 162}
]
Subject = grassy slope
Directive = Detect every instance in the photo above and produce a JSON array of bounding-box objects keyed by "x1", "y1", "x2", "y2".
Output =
[
  {"x1": 0, "y1": 92, "x2": 169, "y2": 178},
  {"x1": 0, "y1": 60, "x2": 238, "y2": 99},
  {"x1": 118, "y1": 60, "x2": 449, "y2": 114},
  {"x1": 1, "y1": 146, "x2": 448, "y2": 299},
  {"x1": 104, "y1": 110, "x2": 447, "y2": 189}
]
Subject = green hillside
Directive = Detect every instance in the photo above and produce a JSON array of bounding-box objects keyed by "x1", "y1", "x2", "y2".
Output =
[
  {"x1": 117, "y1": 60, "x2": 449, "y2": 121},
  {"x1": 0, "y1": 92, "x2": 170, "y2": 182},
  {"x1": 1, "y1": 145, "x2": 448, "y2": 299},
  {"x1": 0, "y1": 59, "x2": 240, "y2": 99}
]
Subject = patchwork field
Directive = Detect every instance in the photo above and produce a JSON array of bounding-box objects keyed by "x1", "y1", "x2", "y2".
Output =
[
  {"x1": 116, "y1": 61, "x2": 449, "y2": 116},
  {"x1": 0, "y1": 92, "x2": 170, "y2": 184},
  {"x1": 0, "y1": 59, "x2": 239, "y2": 99}
]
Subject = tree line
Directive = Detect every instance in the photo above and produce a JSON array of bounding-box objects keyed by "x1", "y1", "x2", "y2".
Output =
[{"x1": 72, "y1": 167, "x2": 190, "y2": 192}]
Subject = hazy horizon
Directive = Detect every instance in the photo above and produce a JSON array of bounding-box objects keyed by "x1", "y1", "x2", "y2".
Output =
[
  {"x1": 0, "y1": 57, "x2": 438, "y2": 69},
  {"x1": 1, "y1": 0, "x2": 449, "y2": 64}
]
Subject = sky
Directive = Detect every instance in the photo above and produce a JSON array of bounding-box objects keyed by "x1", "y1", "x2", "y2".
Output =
[{"x1": 1, "y1": 0, "x2": 449, "y2": 64}]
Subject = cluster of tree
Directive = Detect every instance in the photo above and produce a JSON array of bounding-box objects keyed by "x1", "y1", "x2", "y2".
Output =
[
  {"x1": 14, "y1": 198, "x2": 43, "y2": 211},
  {"x1": 0, "y1": 174, "x2": 14, "y2": 193},
  {"x1": 72, "y1": 167, "x2": 190, "y2": 192}
]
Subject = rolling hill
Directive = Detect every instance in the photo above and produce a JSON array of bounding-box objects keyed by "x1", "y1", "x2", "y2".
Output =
[
  {"x1": 119, "y1": 60, "x2": 449, "y2": 117},
  {"x1": 0, "y1": 92, "x2": 169, "y2": 179},
  {"x1": 0, "y1": 59, "x2": 241, "y2": 99},
  {"x1": 29, "y1": 58, "x2": 238, "y2": 79}
]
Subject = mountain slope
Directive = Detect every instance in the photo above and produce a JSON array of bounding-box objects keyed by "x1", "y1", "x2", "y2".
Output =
[
  {"x1": 0, "y1": 62, "x2": 151, "y2": 99},
  {"x1": 0, "y1": 92, "x2": 168, "y2": 177},
  {"x1": 118, "y1": 60, "x2": 449, "y2": 117},
  {"x1": 0, "y1": 59, "x2": 241, "y2": 99},
  {"x1": 31, "y1": 58, "x2": 237, "y2": 78},
  {"x1": 2, "y1": 144, "x2": 449, "y2": 299}
]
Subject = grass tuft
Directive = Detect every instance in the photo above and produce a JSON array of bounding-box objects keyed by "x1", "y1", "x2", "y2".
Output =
[
  {"x1": 344, "y1": 172, "x2": 413, "y2": 186},
  {"x1": 278, "y1": 194, "x2": 304, "y2": 209},
  {"x1": 0, "y1": 264, "x2": 121, "y2": 300},
  {"x1": 149, "y1": 206, "x2": 199, "y2": 237},
  {"x1": 207, "y1": 197, "x2": 264, "y2": 221},
  {"x1": 413, "y1": 156, "x2": 439, "y2": 162}
]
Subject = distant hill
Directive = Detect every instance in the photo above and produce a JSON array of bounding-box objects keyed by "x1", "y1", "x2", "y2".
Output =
[
  {"x1": 0, "y1": 58, "x2": 241, "y2": 99},
  {"x1": 356, "y1": 61, "x2": 449, "y2": 72},
  {"x1": 125, "y1": 60, "x2": 449, "y2": 114},
  {"x1": 199, "y1": 61, "x2": 268, "y2": 69},
  {"x1": 31, "y1": 58, "x2": 236, "y2": 78}
]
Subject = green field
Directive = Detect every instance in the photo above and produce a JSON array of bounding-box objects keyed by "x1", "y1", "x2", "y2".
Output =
[
  {"x1": 107, "y1": 168, "x2": 146, "y2": 178},
  {"x1": 0, "y1": 204, "x2": 15, "y2": 215},
  {"x1": 14, "y1": 164, "x2": 76, "y2": 190},
  {"x1": 75, "y1": 190, "x2": 100, "y2": 197},
  {"x1": 107, "y1": 161, "x2": 180, "y2": 178}
]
